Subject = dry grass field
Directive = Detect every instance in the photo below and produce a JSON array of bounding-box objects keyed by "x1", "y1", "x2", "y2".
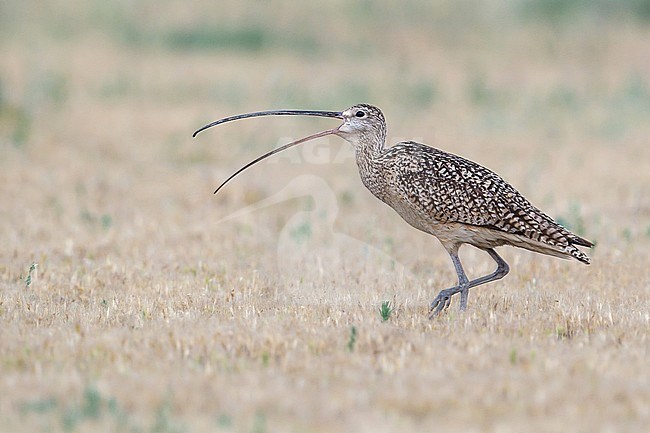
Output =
[{"x1": 1, "y1": 1, "x2": 649, "y2": 432}]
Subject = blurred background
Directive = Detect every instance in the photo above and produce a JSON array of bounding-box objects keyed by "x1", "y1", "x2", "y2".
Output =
[
  {"x1": 1, "y1": 1, "x2": 649, "y2": 431},
  {"x1": 2, "y1": 0, "x2": 649, "y2": 252}
]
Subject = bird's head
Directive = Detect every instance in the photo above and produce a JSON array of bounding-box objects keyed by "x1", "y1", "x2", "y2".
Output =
[{"x1": 336, "y1": 104, "x2": 386, "y2": 146}]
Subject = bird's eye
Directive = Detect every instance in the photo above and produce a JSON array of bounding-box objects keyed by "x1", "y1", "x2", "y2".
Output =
[{"x1": 355, "y1": 110, "x2": 366, "y2": 118}]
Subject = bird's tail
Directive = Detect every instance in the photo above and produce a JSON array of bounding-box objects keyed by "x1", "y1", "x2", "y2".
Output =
[
  {"x1": 567, "y1": 243, "x2": 591, "y2": 265},
  {"x1": 568, "y1": 233, "x2": 594, "y2": 248}
]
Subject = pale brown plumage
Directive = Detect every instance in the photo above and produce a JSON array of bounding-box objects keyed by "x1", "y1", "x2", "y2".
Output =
[
  {"x1": 375, "y1": 141, "x2": 592, "y2": 263},
  {"x1": 194, "y1": 103, "x2": 593, "y2": 316}
]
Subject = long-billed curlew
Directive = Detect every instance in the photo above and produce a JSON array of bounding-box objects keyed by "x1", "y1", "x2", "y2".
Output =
[{"x1": 193, "y1": 104, "x2": 593, "y2": 316}]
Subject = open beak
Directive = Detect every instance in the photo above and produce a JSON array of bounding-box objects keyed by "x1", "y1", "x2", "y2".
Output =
[{"x1": 192, "y1": 109, "x2": 344, "y2": 194}]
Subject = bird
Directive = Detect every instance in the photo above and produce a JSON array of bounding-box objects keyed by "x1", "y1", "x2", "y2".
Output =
[{"x1": 193, "y1": 104, "x2": 593, "y2": 316}]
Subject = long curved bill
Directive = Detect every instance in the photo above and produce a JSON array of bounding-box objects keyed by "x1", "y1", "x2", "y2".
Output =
[
  {"x1": 192, "y1": 109, "x2": 342, "y2": 137},
  {"x1": 192, "y1": 109, "x2": 344, "y2": 194}
]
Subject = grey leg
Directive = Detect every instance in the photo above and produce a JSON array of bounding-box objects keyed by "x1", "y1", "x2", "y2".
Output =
[
  {"x1": 429, "y1": 248, "x2": 510, "y2": 317},
  {"x1": 429, "y1": 248, "x2": 469, "y2": 316},
  {"x1": 465, "y1": 248, "x2": 509, "y2": 291}
]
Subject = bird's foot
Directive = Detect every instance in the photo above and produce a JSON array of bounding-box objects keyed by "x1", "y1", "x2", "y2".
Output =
[
  {"x1": 428, "y1": 288, "x2": 456, "y2": 318},
  {"x1": 428, "y1": 284, "x2": 470, "y2": 318}
]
